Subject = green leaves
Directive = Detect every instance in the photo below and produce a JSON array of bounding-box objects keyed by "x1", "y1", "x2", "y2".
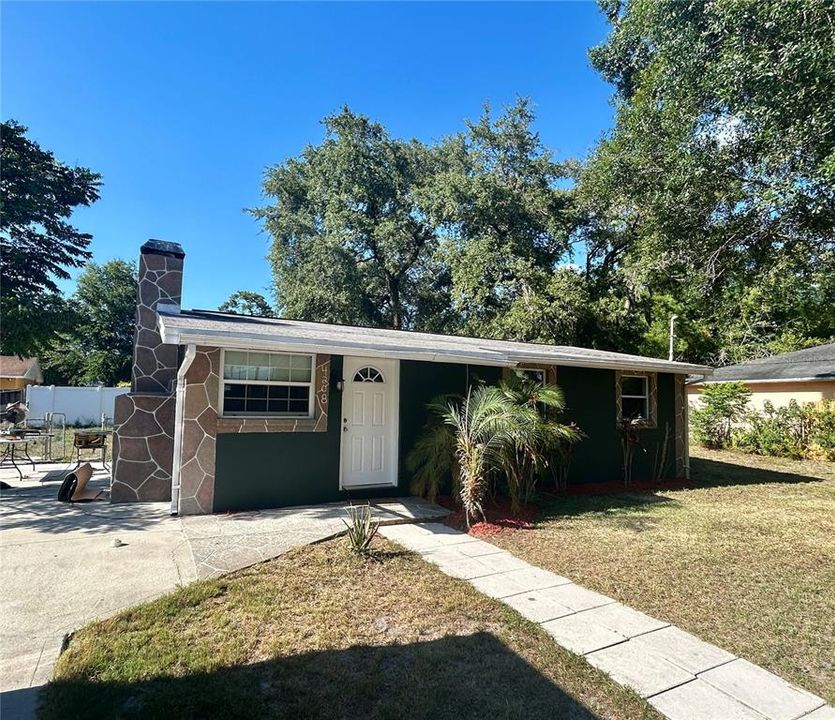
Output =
[
  {"x1": 218, "y1": 291, "x2": 273, "y2": 317},
  {"x1": 40, "y1": 260, "x2": 137, "y2": 386},
  {"x1": 581, "y1": 0, "x2": 835, "y2": 363},
  {"x1": 0, "y1": 120, "x2": 102, "y2": 356},
  {"x1": 253, "y1": 108, "x2": 442, "y2": 330}
]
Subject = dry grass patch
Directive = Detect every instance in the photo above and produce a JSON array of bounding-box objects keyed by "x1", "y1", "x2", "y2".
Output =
[
  {"x1": 490, "y1": 448, "x2": 835, "y2": 703},
  {"x1": 42, "y1": 538, "x2": 659, "y2": 720}
]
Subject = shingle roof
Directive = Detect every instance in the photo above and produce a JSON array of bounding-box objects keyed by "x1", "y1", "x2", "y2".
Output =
[
  {"x1": 157, "y1": 308, "x2": 711, "y2": 375},
  {"x1": 695, "y1": 343, "x2": 835, "y2": 383},
  {"x1": 0, "y1": 356, "x2": 42, "y2": 382}
]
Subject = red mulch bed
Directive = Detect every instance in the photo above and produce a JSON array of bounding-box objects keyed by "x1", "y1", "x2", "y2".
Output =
[
  {"x1": 437, "y1": 478, "x2": 692, "y2": 537},
  {"x1": 437, "y1": 495, "x2": 539, "y2": 538}
]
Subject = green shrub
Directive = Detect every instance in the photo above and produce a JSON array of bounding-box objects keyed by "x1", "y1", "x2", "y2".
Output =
[
  {"x1": 691, "y1": 381, "x2": 752, "y2": 449},
  {"x1": 735, "y1": 399, "x2": 835, "y2": 461}
]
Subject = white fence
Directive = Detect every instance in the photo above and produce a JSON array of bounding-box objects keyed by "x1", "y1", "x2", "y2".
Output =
[{"x1": 25, "y1": 385, "x2": 130, "y2": 426}]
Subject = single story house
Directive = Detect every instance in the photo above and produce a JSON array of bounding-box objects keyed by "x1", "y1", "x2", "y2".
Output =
[
  {"x1": 0, "y1": 355, "x2": 43, "y2": 407},
  {"x1": 687, "y1": 344, "x2": 835, "y2": 412},
  {"x1": 111, "y1": 241, "x2": 710, "y2": 516}
]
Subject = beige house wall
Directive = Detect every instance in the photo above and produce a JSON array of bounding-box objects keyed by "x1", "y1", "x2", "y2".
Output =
[{"x1": 687, "y1": 380, "x2": 834, "y2": 412}]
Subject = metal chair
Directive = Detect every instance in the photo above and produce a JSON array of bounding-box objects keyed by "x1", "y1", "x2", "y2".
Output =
[{"x1": 73, "y1": 432, "x2": 109, "y2": 471}]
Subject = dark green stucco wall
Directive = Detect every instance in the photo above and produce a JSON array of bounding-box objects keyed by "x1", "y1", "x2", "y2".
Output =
[
  {"x1": 213, "y1": 355, "x2": 679, "y2": 512},
  {"x1": 558, "y1": 366, "x2": 677, "y2": 484}
]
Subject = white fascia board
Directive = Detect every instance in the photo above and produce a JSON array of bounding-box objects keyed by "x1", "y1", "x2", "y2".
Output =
[
  {"x1": 159, "y1": 318, "x2": 712, "y2": 375},
  {"x1": 506, "y1": 350, "x2": 711, "y2": 375},
  {"x1": 159, "y1": 324, "x2": 513, "y2": 368},
  {"x1": 693, "y1": 376, "x2": 831, "y2": 385}
]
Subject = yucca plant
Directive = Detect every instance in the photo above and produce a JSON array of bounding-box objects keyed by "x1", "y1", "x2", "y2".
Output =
[{"x1": 343, "y1": 504, "x2": 379, "y2": 556}]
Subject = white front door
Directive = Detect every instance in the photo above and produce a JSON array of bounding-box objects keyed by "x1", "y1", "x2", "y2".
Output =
[{"x1": 340, "y1": 357, "x2": 399, "y2": 489}]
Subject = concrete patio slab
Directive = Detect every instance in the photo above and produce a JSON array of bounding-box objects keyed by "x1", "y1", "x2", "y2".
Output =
[
  {"x1": 540, "y1": 613, "x2": 627, "y2": 655},
  {"x1": 585, "y1": 641, "x2": 694, "y2": 697},
  {"x1": 500, "y1": 587, "x2": 576, "y2": 623},
  {"x1": 630, "y1": 624, "x2": 736, "y2": 675},
  {"x1": 701, "y1": 659, "x2": 826, "y2": 720},
  {"x1": 574, "y1": 602, "x2": 669, "y2": 638},
  {"x1": 1, "y1": 478, "x2": 449, "y2": 716},
  {"x1": 649, "y1": 679, "x2": 768, "y2": 720},
  {"x1": 468, "y1": 566, "x2": 571, "y2": 599}
]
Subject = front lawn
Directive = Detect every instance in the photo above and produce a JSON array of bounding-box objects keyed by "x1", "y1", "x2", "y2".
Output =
[
  {"x1": 42, "y1": 538, "x2": 659, "y2": 720},
  {"x1": 489, "y1": 447, "x2": 835, "y2": 704}
]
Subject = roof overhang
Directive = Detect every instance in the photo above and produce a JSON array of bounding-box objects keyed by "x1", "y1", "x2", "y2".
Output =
[
  {"x1": 158, "y1": 312, "x2": 712, "y2": 376},
  {"x1": 690, "y1": 376, "x2": 833, "y2": 386}
]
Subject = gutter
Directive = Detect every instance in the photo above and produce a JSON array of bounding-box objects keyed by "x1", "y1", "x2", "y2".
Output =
[{"x1": 169, "y1": 344, "x2": 196, "y2": 516}]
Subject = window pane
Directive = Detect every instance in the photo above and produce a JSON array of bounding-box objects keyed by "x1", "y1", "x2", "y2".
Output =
[
  {"x1": 224, "y1": 383, "x2": 247, "y2": 399},
  {"x1": 224, "y1": 398, "x2": 245, "y2": 412},
  {"x1": 223, "y1": 352, "x2": 248, "y2": 380},
  {"x1": 268, "y1": 386, "x2": 290, "y2": 400},
  {"x1": 289, "y1": 355, "x2": 312, "y2": 383},
  {"x1": 621, "y1": 376, "x2": 647, "y2": 397},
  {"x1": 244, "y1": 353, "x2": 267, "y2": 381},
  {"x1": 622, "y1": 396, "x2": 648, "y2": 420},
  {"x1": 289, "y1": 399, "x2": 308, "y2": 414},
  {"x1": 269, "y1": 354, "x2": 292, "y2": 382},
  {"x1": 224, "y1": 382, "x2": 310, "y2": 416},
  {"x1": 247, "y1": 385, "x2": 268, "y2": 399}
]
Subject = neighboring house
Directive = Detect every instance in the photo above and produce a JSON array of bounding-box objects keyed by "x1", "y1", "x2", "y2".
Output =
[
  {"x1": 687, "y1": 344, "x2": 835, "y2": 412},
  {"x1": 111, "y1": 240, "x2": 711, "y2": 516},
  {"x1": 0, "y1": 355, "x2": 43, "y2": 406}
]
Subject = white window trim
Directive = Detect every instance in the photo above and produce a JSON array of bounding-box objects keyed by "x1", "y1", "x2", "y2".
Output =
[
  {"x1": 219, "y1": 348, "x2": 315, "y2": 419},
  {"x1": 620, "y1": 374, "x2": 650, "y2": 419}
]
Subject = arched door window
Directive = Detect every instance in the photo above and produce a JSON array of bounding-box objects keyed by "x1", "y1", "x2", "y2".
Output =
[{"x1": 352, "y1": 366, "x2": 385, "y2": 383}]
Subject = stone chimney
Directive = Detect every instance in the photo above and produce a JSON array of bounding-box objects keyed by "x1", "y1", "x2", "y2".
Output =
[
  {"x1": 132, "y1": 239, "x2": 185, "y2": 393},
  {"x1": 111, "y1": 240, "x2": 185, "y2": 504}
]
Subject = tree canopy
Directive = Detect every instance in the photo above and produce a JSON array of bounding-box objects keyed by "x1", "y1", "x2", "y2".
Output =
[
  {"x1": 218, "y1": 291, "x2": 274, "y2": 317},
  {"x1": 41, "y1": 260, "x2": 137, "y2": 386},
  {"x1": 253, "y1": 109, "x2": 443, "y2": 330},
  {"x1": 580, "y1": 0, "x2": 835, "y2": 363},
  {"x1": 0, "y1": 120, "x2": 102, "y2": 356}
]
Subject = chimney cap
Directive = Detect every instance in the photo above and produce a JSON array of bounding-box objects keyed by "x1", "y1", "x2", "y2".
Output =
[{"x1": 141, "y1": 239, "x2": 185, "y2": 259}]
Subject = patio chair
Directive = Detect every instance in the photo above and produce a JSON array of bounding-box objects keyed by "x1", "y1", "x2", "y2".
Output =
[{"x1": 73, "y1": 432, "x2": 108, "y2": 470}]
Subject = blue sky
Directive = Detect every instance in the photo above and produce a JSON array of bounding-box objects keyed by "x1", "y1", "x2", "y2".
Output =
[{"x1": 2, "y1": 1, "x2": 614, "y2": 310}]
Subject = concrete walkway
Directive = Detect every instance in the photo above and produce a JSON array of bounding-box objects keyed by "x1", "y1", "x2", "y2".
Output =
[
  {"x1": 380, "y1": 522, "x2": 834, "y2": 720},
  {"x1": 0, "y1": 468, "x2": 447, "y2": 718}
]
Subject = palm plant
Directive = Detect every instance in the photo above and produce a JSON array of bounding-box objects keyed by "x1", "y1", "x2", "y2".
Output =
[
  {"x1": 407, "y1": 385, "x2": 528, "y2": 527},
  {"x1": 498, "y1": 373, "x2": 583, "y2": 511}
]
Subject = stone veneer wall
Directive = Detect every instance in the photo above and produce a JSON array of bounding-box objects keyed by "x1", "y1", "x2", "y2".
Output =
[
  {"x1": 177, "y1": 348, "x2": 331, "y2": 515},
  {"x1": 133, "y1": 250, "x2": 183, "y2": 394},
  {"x1": 111, "y1": 394, "x2": 176, "y2": 502},
  {"x1": 111, "y1": 240, "x2": 185, "y2": 503}
]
